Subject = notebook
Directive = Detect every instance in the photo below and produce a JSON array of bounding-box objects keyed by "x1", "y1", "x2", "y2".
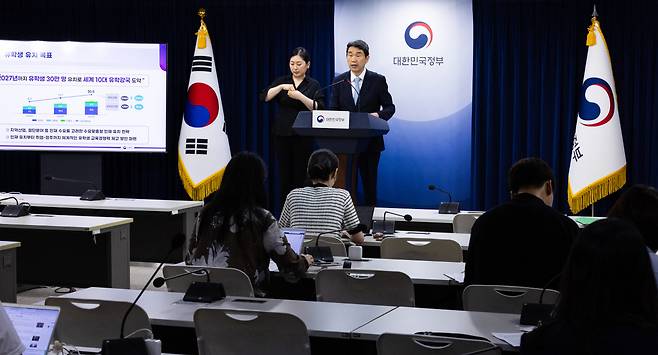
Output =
[
  {"x1": 282, "y1": 228, "x2": 306, "y2": 254},
  {"x1": 5, "y1": 303, "x2": 60, "y2": 355}
]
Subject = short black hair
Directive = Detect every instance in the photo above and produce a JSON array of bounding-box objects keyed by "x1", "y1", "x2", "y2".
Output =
[
  {"x1": 290, "y1": 47, "x2": 310, "y2": 63},
  {"x1": 346, "y1": 40, "x2": 369, "y2": 57},
  {"x1": 307, "y1": 149, "x2": 339, "y2": 181},
  {"x1": 508, "y1": 157, "x2": 554, "y2": 194}
]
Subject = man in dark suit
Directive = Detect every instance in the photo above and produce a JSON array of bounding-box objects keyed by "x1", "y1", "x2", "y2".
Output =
[
  {"x1": 329, "y1": 40, "x2": 395, "y2": 206},
  {"x1": 464, "y1": 158, "x2": 579, "y2": 289}
]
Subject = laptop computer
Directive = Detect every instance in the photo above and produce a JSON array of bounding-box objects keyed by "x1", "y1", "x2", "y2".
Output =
[
  {"x1": 356, "y1": 205, "x2": 375, "y2": 232},
  {"x1": 282, "y1": 228, "x2": 306, "y2": 254},
  {"x1": 5, "y1": 303, "x2": 60, "y2": 355}
]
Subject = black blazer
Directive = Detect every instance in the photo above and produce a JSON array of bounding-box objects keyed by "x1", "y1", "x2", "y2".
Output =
[
  {"x1": 260, "y1": 75, "x2": 323, "y2": 136},
  {"x1": 328, "y1": 70, "x2": 395, "y2": 151}
]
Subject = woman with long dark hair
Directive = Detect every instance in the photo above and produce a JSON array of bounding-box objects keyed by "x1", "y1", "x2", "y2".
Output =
[
  {"x1": 521, "y1": 218, "x2": 658, "y2": 354},
  {"x1": 186, "y1": 152, "x2": 312, "y2": 296}
]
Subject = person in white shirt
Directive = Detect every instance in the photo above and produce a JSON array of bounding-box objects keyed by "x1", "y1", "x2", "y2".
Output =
[{"x1": 0, "y1": 302, "x2": 25, "y2": 355}]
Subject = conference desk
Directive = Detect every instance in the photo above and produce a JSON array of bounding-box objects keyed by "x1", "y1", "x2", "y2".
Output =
[
  {"x1": 373, "y1": 207, "x2": 601, "y2": 232},
  {"x1": 372, "y1": 207, "x2": 483, "y2": 232},
  {"x1": 352, "y1": 306, "x2": 525, "y2": 352},
  {"x1": 0, "y1": 241, "x2": 20, "y2": 302},
  {"x1": 57, "y1": 287, "x2": 397, "y2": 354},
  {"x1": 0, "y1": 193, "x2": 203, "y2": 262},
  {"x1": 271, "y1": 256, "x2": 465, "y2": 286},
  {"x1": 55, "y1": 287, "x2": 523, "y2": 354},
  {"x1": 362, "y1": 230, "x2": 470, "y2": 250},
  {"x1": 0, "y1": 214, "x2": 132, "y2": 288}
]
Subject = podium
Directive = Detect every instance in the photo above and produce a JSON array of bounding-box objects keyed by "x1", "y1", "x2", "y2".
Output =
[{"x1": 293, "y1": 111, "x2": 389, "y2": 199}]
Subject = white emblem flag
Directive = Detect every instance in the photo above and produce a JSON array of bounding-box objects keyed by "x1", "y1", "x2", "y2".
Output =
[{"x1": 568, "y1": 14, "x2": 626, "y2": 213}]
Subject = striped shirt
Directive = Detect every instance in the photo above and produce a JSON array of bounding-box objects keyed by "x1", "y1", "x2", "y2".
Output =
[{"x1": 279, "y1": 186, "x2": 360, "y2": 237}]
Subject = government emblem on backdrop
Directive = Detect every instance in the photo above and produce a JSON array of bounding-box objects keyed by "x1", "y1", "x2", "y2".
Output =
[
  {"x1": 568, "y1": 9, "x2": 626, "y2": 213},
  {"x1": 178, "y1": 9, "x2": 232, "y2": 200}
]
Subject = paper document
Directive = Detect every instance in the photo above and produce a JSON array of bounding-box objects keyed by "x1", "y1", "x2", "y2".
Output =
[{"x1": 492, "y1": 332, "x2": 524, "y2": 347}]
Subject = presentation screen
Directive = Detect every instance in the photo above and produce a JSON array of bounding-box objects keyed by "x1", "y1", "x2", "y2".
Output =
[{"x1": 0, "y1": 40, "x2": 167, "y2": 152}]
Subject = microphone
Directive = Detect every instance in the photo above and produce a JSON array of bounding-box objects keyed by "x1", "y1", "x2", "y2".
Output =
[
  {"x1": 428, "y1": 184, "x2": 452, "y2": 202},
  {"x1": 152, "y1": 268, "x2": 209, "y2": 288},
  {"x1": 379, "y1": 211, "x2": 412, "y2": 235},
  {"x1": 306, "y1": 228, "x2": 343, "y2": 263},
  {"x1": 102, "y1": 234, "x2": 185, "y2": 355},
  {"x1": 0, "y1": 196, "x2": 30, "y2": 217},
  {"x1": 383, "y1": 211, "x2": 413, "y2": 222},
  {"x1": 119, "y1": 233, "x2": 185, "y2": 338},
  {"x1": 312, "y1": 79, "x2": 346, "y2": 110},
  {"x1": 44, "y1": 175, "x2": 106, "y2": 201},
  {"x1": 428, "y1": 184, "x2": 461, "y2": 214},
  {"x1": 520, "y1": 272, "x2": 561, "y2": 326}
]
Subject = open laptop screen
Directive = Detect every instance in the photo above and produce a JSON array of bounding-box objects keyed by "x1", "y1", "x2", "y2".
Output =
[
  {"x1": 282, "y1": 228, "x2": 306, "y2": 254},
  {"x1": 5, "y1": 303, "x2": 60, "y2": 355}
]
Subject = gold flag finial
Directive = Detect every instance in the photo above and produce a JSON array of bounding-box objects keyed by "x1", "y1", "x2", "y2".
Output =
[
  {"x1": 196, "y1": 8, "x2": 209, "y2": 49},
  {"x1": 586, "y1": 11, "x2": 599, "y2": 47}
]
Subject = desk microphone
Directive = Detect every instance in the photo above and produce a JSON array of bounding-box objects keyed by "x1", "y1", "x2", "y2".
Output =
[
  {"x1": 428, "y1": 184, "x2": 460, "y2": 214},
  {"x1": 44, "y1": 175, "x2": 106, "y2": 201},
  {"x1": 379, "y1": 211, "x2": 412, "y2": 234},
  {"x1": 312, "y1": 79, "x2": 347, "y2": 110},
  {"x1": 120, "y1": 233, "x2": 185, "y2": 336},
  {"x1": 306, "y1": 228, "x2": 343, "y2": 263},
  {"x1": 0, "y1": 196, "x2": 30, "y2": 217},
  {"x1": 520, "y1": 272, "x2": 561, "y2": 326},
  {"x1": 152, "y1": 268, "x2": 210, "y2": 288}
]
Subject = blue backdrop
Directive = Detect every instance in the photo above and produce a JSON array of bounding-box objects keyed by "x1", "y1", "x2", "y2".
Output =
[{"x1": 334, "y1": 0, "x2": 474, "y2": 209}]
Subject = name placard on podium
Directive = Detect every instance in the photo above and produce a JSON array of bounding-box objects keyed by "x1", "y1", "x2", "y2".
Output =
[{"x1": 312, "y1": 110, "x2": 349, "y2": 129}]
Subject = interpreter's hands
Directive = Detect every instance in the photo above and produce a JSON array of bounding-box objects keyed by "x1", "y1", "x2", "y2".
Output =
[
  {"x1": 279, "y1": 84, "x2": 295, "y2": 91},
  {"x1": 302, "y1": 254, "x2": 314, "y2": 265},
  {"x1": 373, "y1": 232, "x2": 384, "y2": 241},
  {"x1": 287, "y1": 89, "x2": 305, "y2": 101}
]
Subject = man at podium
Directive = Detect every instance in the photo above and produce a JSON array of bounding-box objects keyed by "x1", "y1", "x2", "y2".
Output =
[{"x1": 329, "y1": 40, "x2": 395, "y2": 206}]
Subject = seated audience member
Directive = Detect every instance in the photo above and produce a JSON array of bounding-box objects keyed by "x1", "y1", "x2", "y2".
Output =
[
  {"x1": 279, "y1": 149, "x2": 365, "y2": 244},
  {"x1": 187, "y1": 151, "x2": 312, "y2": 296},
  {"x1": 521, "y1": 219, "x2": 658, "y2": 355},
  {"x1": 0, "y1": 302, "x2": 24, "y2": 355},
  {"x1": 464, "y1": 157, "x2": 578, "y2": 288},
  {"x1": 607, "y1": 184, "x2": 658, "y2": 285}
]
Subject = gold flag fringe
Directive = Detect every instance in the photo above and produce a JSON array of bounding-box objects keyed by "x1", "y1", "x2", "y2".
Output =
[
  {"x1": 568, "y1": 165, "x2": 626, "y2": 213},
  {"x1": 178, "y1": 156, "x2": 225, "y2": 201},
  {"x1": 586, "y1": 17, "x2": 598, "y2": 46}
]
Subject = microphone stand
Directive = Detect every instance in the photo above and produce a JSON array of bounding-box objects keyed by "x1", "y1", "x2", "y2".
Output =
[
  {"x1": 380, "y1": 211, "x2": 413, "y2": 234},
  {"x1": 152, "y1": 268, "x2": 210, "y2": 288},
  {"x1": 428, "y1": 184, "x2": 460, "y2": 214},
  {"x1": 307, "y1": 229, "x2": 343, "y2": 263},
  {"x1": 312, "y1": 80, "x2": 346, "y2": 110}
]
